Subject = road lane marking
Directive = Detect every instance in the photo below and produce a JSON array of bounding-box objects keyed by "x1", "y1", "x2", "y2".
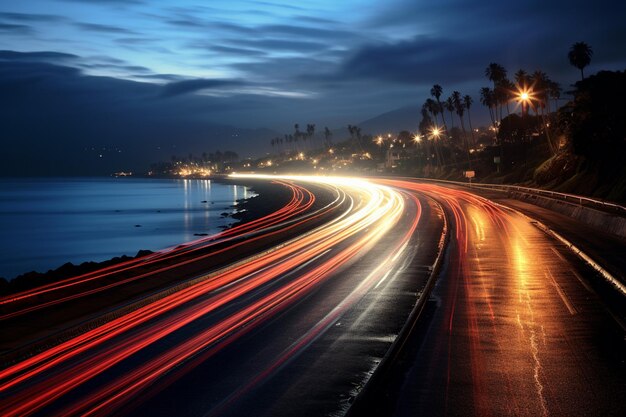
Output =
[
  {"x1": 550, "y1": 247, "x2": 566, "y2": 262},
  {"x1": 570, "y1": 269, "x2": 594, "y2": 293},
  {"x1": 546, "y1": 271, "x2": 577, "y2": 315}
]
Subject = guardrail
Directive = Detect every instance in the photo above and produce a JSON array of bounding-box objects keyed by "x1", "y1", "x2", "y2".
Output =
[{"x1": 411, "y1": 177, "x2": 626, "y2": 216}]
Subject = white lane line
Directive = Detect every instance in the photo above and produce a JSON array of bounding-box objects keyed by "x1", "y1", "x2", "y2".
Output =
[
  {"x1": 546, "y1": 271, "x2": 577, "y2": 315},
  {"x1": 550, "y1": 247, "x2": 566, "y2": 262},
  {"x1": 374, "y1": 270, "x2": 393, "y2": 289}
]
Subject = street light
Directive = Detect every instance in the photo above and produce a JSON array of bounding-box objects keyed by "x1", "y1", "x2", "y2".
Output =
[
  {"x1": 516, "y1": 86, "x2": 534, "y2": 117},
  {"x1": 430, "y1": 126, "x2": 443, "y2": 140}
]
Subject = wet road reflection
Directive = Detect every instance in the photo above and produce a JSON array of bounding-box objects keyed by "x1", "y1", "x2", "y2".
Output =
[
  {"x1": 0, "y1": 175, "x2": 429, "y2": 417},
  {"x1": 375, "y1": 180, "x2": 626, "y2": 417}
]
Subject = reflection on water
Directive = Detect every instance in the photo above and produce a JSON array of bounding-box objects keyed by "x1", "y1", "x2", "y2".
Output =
[{"x1": 0, "y1": 177, "x2": 254, "y2": 279}]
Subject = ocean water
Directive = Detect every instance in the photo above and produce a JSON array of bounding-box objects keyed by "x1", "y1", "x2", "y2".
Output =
[{"x1": 0, "y1": 177, "x2": 254, "y2": 280}]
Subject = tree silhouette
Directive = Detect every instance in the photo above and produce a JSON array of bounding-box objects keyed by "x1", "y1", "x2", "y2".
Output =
[
  {"x1": 463, "y1": 95, "x2": 477, "y2": 149},
  {"x1": 480, "y1": 87, "x2": 497, "y2": 130},
  {"x1": 452, "y1": 91, "x2": 472, "y2": 168},
  {"x1": 514, "y1": 69, "x2": 528, "y2": 87},
  {"x1": 485, "y1": 63, "x2": 507, "y2": 122},
  {"x1": 306, "y1": 124, "x2": 315, "y2": 149},
  {"x1": 324, "y1": 126, "x2": 332, "y2": 148},
  {"x1": 568, "y1": 42, "x2": 593, "y2": 81},
  {"x1": 430, "y1": 84, "x2": 449, "y2": 131}
]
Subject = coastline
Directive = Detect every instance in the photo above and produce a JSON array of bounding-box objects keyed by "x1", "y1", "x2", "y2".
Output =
[{"x1": 0, "y1": 178, "x2": 292, "y2": 297}]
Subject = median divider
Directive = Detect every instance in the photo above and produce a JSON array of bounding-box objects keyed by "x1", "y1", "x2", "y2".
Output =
[{"x1": 346, "y1": 198, "x2": 450, "y2": 416}]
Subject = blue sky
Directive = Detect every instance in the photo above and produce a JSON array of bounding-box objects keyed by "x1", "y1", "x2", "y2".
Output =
[
  {"x1": 3, "y1": 1, "x2": 383, "y2": 85},
  {"x1": 1, "y1": 0, "x2": 625, "y2": 174}
]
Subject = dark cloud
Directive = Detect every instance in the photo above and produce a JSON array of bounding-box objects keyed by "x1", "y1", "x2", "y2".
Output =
[
  {"x1": 79, "y1": 63, "x2": 151, "y2": 73},
  {"x1": 134, "y1": 73, "x2": 185, "y2": 82},
  {"x1": 75, "y1": 22, "x2": 136, "y2": 35},
  {"x1": 0, "y1": 22, "x2": 34, "y2": 34},
  {"x1": 0, "y1": 12, "x2": 65, "y2": 22},
  {"x1": 228, "y1": 38, "x2": 328, "y2": 53},
  {"x1": 0, "y1": 50, "x2": 78, "y2": 61},
  {"x1": 339, "y1": 35, "x2": 503, "y2": 85},
  {"x1": 160, "y1": 78, "x2": 247, "y2": 97},
  {"x1": 260, "y1": 24, "x2": 353, "y2": 40},
  {"x1": 232, "y1": 56, "x2": 337, "y2": 82}
]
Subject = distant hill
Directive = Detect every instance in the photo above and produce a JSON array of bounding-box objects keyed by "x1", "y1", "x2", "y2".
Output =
[
  {"x1": 326, "y1": 105, "x2": 421, "y2": 142},
  {"x1": 357, "y1": 105, "x2": 420, "y2": 134}
]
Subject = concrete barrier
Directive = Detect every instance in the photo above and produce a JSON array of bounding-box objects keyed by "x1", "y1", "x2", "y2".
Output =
[{"x1": 509, "y1": 191, "x2": 626, "y2": 239}]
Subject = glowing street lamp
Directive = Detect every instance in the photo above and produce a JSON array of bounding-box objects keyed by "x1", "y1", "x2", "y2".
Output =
[
  {"x1": 516, "y1": 87, "x2": 534, "y2": 117},
  {"x1": 430, "y1": 126, "x2": 443, "y2": 140},
  {"x1": 413, "y1": 134, "x2": 422, "y2": 144}
]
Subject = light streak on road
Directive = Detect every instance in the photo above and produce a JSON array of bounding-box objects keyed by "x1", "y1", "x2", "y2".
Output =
[
  {"x1": 0, "y1": 181, "x2": 314, "y2": 308},
  {"x1": 369, "y1": 178, "x2": 626, "y2": 417},
  {"x1": 0, "y1": 175, "x2": 417, "y2": 417},
  {"x1": 0, "y1": 181, "x2": 350, "y2": 322}
]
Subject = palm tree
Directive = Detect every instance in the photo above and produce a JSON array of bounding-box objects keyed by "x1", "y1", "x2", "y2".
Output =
[
  {"x1": 514, "y1": 69, "x2": 528, "y2": 87},
  {"x1": 452, "y1": 91, "x2": 472, "y2": 168},
  {"x1": 424, "y1": 98, "x2": 440, "y2": 130},
  {"x1": 530, "y1": 70, "x2": 549, "y2": 115},
  {"x1": 480, "y1": 87, "x2": 496, "y2": 130},
  {"x1": 324, "y1": 126, "x2": 332, "y2": 148},
  {"x1": 463, "y1": 95, "x2": 477, "y2": 149},
  {"x1": 422, "y1": 101, "x2": 443, "y2": 168},
  {"x1": 430, "y1": 84, "x2": 449, "y2": 130},
  {"x1": 444, "y1": 96, "x2": 455, "y2": 131},
  {"x1": 503, "y1": 78, "x2": 515, "y2": 116},
  {"x1": 294, "y1": 124, "x2": 302, "y2": 152},
  {"x1": 529, "y1": 71, "x2": 557, "y2": 154},
  {"x1": 485, "y1": 63, "x2": 507, "y2": 87},
  {"x1": 306, "y1": 123, "x2": 315, "y2": 140},
  {"x1": 548, "y1": 81, "x2": 562, "y2": 111},
  {"x1": 568, "y1": 42, "x2": 593, "y2": 80},
  {"x1": 485, "y1": 63, "x2": 507, "y2": 122}
]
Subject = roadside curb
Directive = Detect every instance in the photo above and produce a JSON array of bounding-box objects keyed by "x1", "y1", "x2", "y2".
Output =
[{"x1": 346, "y1": 197, "x2": 450, "y2": 416}]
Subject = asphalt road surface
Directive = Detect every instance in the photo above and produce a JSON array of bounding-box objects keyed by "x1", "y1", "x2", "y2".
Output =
[
  {"x1": 1, "y1": 175, "x2": 624, "y2": 417},
  {"x1": 0, "y1": 176, "x2": 443, "y2": 417},
  {"x1": 355, "y1": 179, "x2": 626, "y2": 417}
]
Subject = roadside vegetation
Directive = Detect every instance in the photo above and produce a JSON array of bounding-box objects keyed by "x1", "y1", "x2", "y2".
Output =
[{"x1": 147, "y1": 42, "x2": 624, "y2": 203}]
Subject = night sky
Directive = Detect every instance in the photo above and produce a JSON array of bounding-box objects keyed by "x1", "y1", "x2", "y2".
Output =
[{"x1": 1, "y1": 0, "x2": 625, "y2": 175}]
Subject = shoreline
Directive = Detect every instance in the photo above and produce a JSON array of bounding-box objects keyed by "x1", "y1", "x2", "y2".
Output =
[{"x1": 0, "y1": 178, "x2": 290, "y2": 297}]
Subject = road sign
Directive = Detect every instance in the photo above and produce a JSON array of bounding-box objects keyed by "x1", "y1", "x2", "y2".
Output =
[{"x1": 464, "y1": 170, "x2": 475, "y2": 178}]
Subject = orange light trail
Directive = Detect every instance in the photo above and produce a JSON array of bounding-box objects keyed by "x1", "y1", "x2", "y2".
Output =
[{"x1": 0, "y1": 175, "x2": 417, "y2": 417}]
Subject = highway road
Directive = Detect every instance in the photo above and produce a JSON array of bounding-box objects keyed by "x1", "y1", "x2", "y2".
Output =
[
  {"x1": 1, "y1": 175, "x2": 624, "y2": 417},
  {"x1": 351, "y1": 179, "x2": 626, "y2": 417},
  {"x1": 0, "y1": 175, "x2": 443, "y2": 416}
]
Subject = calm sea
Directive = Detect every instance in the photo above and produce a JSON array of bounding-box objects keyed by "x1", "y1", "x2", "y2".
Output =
[{"x1": 0, "y1": 177, "x2": 254, "y2": 280}]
